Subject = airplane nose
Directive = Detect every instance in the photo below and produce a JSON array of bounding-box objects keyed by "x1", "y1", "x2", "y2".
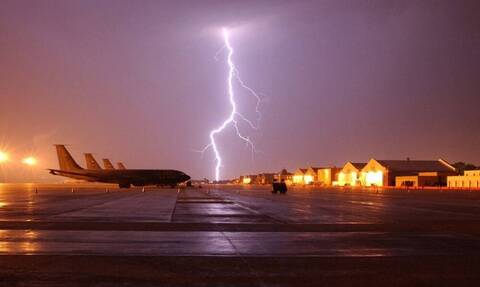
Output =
[{"x1": 184, "y1": 174, "x2": 191, "y2": 181}]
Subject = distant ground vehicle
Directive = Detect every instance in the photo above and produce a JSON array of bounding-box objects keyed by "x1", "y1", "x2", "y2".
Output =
[{"x1": 272, "y1": 180, "x2": 287, "y2": 194}]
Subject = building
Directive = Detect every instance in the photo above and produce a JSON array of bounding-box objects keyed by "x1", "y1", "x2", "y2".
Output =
[
  {"x1": 276, "y1": 169, "x2": 293, "y2": 185},
  {"x1": 304, "y1": 167, "x2": 322, "y2": 184},
  {"x1": 447, "y1": 170, "x2": 480, "y2": 189},
  {"x1": 241, "y1": 175, "x2": 257, "y2": 184},
  {"x1": 293, "y1": 168, "x2": 308, "y2": 184},
  {"x1": 360, "y1": 158, "x2": 456, "y2": 187},
  {"x1": 256, "y1": 173, "x2": 276, "y2": 185},
  {"x1": 337, "y1": 162, "x2": 366, "y2": 186},
  {"x1": 396, "y1": 172, "x2": 448, "y2": 187},
  {"x1": 317, "y1": 167, "x2": 341, "y2": 186},
  {"x1": 292, "y1": 166, "x2": 341, "y2": 185},
  {"x1": 303, "y1": 166, "x2": 341, "y2": 186}
]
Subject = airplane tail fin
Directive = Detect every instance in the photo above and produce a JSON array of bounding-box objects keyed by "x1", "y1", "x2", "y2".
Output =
[
  {"x1": 117, "y1": 162, "x2": 126, "y2": 169},
  {"x1": 55, "y1": 145, "x2": 83, "y2": 171},
  {"x1": 102, "y1": 158, "x2": 115, "y2": 169},
  {"x1": 84, "y1": 153, "x2": 102, "y2": 170}
]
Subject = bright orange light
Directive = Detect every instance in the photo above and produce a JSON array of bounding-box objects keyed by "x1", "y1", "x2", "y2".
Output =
[
  {"x1": 365, "y1": 171, "x2": 383, "y2": 186},
  {"x1": 337, "y1": 172, "x2": 346, "y2": 186},
  {"x1": 304, "y1": 175, "x2": 314, "y2": 184},
  {"x1": 293, "y1": 175, "x2": 304, "y2": 184},
  {"x1": 0, "y1": 151, "x2": 8, "y2": 163},
  {"x1": 22, "y1": 156, "x2": 37, "y2": 166},
  {"x1": 351, "y1": 172, "x2": 357, "y2": 186}
]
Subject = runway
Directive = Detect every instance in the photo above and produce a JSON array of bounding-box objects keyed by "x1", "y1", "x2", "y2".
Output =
[{"x1": 1, "y1": 183, "x2": 480, "y2": 286}]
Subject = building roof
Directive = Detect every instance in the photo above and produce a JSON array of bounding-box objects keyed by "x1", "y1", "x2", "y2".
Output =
[
  {"x1": 295, "y1": 168, "x2": 307, "y2": 174},
  {"x1": 350, "y1": 162, "x2": 367, "y2": 169},
  {"x1": 308, "y1": 166, "x2": 338, "y2": 173},
  {"x1": 308, "y1": 166, "x2": 329, "y2": 172},
  {"x1": 259, "y1": 173, "x2": 276, "y2": 177},
  {"x1": 376, "y1": 159, "x2": 455, "y2": 173},
  {"x1": 279, "y1": 169, "x2": 293, "y2": 176}
]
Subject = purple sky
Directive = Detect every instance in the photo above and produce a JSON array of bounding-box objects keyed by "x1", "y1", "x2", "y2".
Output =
[{"x1": 0, "y1": 0, "x2": 479, "y2": 182}]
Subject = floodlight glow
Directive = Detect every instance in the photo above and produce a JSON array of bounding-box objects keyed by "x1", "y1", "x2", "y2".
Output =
[
  {"x1": 293, "y1": 175, "x2": 304, "y2": 184},
  {"x1": 304, "y1": 175, "x2": 314, "y2": 185},
  {"x1": 0, "y1": 151, "x2": 8, "y2": 163},
  {"x1": 22, "y1": 156, "x2": 37, "y2": 166}
]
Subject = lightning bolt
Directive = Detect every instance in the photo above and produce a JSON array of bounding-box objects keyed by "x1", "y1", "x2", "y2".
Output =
[{"x1": 201, "y1": 28, "x2": 261, "y2": 181}]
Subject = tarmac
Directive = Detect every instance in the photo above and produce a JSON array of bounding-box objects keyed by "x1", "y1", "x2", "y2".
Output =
[{"x1": 1, "y1": 183, "x2": 480, "y2": 286}]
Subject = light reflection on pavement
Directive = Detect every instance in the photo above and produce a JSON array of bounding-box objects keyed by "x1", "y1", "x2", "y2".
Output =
[{"x1": 0, "y1": 183, "x2": 480, "y2": 257}]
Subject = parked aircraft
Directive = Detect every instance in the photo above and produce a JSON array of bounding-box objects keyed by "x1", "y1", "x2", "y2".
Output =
[
  {"x1": 49, "y1": 145, "x2": 190, "y2": 188},
  {"x1": 84, "y1": 153, "x2": 102, "y2": 170},
  {"x1": 102, "y1": 158, "x2": 115, "y2": 169}
]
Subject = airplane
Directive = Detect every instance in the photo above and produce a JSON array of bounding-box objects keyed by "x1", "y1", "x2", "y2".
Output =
[
  {"x1": 102, "y1": 158, "x2": 115, "y2": 169},
  {"x1": 84, "y1": 153, "x2": 102, "y2": 170},
  {"x1": 117, "y1": 162, "x2": 126, "y2": 169},
  {"x1": 49, "y1": 145, "x2": 190, "y2": 188}
]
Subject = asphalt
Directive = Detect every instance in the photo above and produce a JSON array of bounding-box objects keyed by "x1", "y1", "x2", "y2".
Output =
[{"x1": 1, "y1": 183, "x2": 480, "y2": 286}]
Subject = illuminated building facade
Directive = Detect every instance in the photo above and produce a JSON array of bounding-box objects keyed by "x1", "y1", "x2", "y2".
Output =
[
  {"x1": 447, "y1": 170, "x2": 480, "y2": 189},
  {"x1": 293, "y1": 168, "x2": 308, "y2": 184},
  {"x1": 360, "y1": 158, "x2": 456, "y2": 187},
  {"x1": 317, "y1": 167, "x2": 341, "y2": 186},
  {"x1": 304, "y1": 167, "x2": 321, "y2": 184},
  {"x1": 337, "y1": 162, "x2": 366, "y2": 186},
  {"x1": 396, "y1": 172, "x2": 447, "y2": 187},
  {"x1": 239, "y1": 159, "x2": 457, "y2": 188},
  {"x1": 292, "y1": 167, "x2": 340, "y2": 185},
  {"x1": 241, "y1": 175, "x2": 257, "y2": 184},
  {"x1": 276, "y1": 169, "x2": 293, "y2": 185},
  {"x1": 256, "y1": 173, "x2": 276, "y2": 185}
]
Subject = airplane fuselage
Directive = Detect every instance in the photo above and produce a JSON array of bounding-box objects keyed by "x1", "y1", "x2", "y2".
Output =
[
  {"x1": 49, "y1": 145, "x2": 190, "y2": 188},
  {"x1": 49, "y1": 168, "x2": 190, "y2": 187}
]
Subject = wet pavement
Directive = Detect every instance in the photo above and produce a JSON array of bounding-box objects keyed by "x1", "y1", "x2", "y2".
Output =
[{"x1": 1, "y1": 183, "x2": 480, "y2": 286}]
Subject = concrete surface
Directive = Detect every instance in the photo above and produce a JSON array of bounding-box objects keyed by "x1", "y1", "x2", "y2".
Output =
[{"x1": 1, "y1": 183, "x2": 480, "y2": 286}]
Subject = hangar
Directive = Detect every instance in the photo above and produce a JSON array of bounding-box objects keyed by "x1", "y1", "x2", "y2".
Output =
[
  {"x1": 293, "y1": 168, "x2": 308, "y2": 184},
  {"x1": 337, "y1": 162, "x2": 366, "y2": 186},
  {"x1": 360, "y1": 158, "x2": 456, "y2": 187}
]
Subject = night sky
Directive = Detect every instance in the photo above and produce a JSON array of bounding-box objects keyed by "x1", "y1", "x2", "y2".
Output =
[{"x1": 0, "y1": 0, "x2": 479, "y2": 182}]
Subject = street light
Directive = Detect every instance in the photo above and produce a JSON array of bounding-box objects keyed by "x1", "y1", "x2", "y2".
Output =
[{"x1": 0, "y1": 151, "x2": 8, "y2": 163}]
